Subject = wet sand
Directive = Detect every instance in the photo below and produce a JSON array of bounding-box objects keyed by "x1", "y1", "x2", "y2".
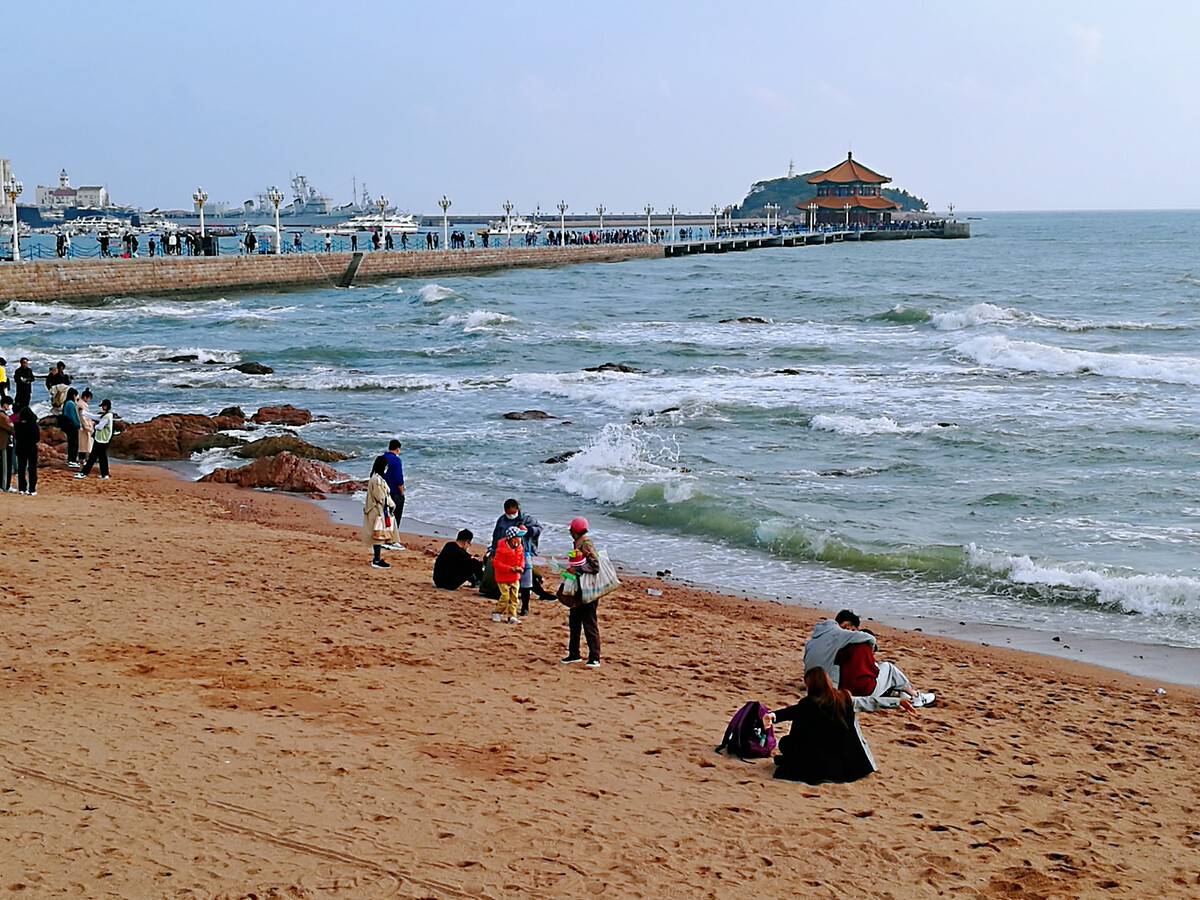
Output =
[{"x1": 2, "y1": 465, "x2": 1198, "y2": 898}]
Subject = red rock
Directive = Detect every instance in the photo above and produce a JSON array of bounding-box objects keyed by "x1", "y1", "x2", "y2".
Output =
[
  {"x1": 109, "y1": 413, "x2": 245, "y2": 460},
  {"x1": 199, "y1": 451, "x2": 363, "y2": 494},
  {"x1": 36, "y1": 441, "x2": 68, "y2": 468},
  {"x1": 252, "y1": 405, "x2": 312, "y2": 426}
]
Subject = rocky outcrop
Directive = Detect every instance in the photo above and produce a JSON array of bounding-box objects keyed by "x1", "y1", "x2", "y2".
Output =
[
  {"x1": 584, "y1": 362, "x2": 645, "y2": 374},
  {"x1": 503, "y1": 410, "x2": 556, "y2": 421},
  {"x1": 233, "y1": 362, "x2": 274, "y2": 375},
  {"x1": 252, "y1": 405, "x2": 312, "y2": 426},
  {"x1": 109, "y1": 413, "x2": 246, "y2": 460},
  {"x1": 199, "y1": 451, "x2": 363, "y2": 494},
  {"x1": 217, "y1": 406, "x2": 247, "y2": 421},
  {"x1": 236, "y1": 434, "x2": 350, "y2": 462}
]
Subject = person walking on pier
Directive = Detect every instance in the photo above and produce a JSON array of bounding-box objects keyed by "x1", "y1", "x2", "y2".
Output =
[{"x1": 324, "y1": 232, "x2": 332, "y2": 253}]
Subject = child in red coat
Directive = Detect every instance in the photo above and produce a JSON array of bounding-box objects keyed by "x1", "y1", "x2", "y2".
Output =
[{"x1": 491, "y1": 526, "x2": 525, "y2": 624}]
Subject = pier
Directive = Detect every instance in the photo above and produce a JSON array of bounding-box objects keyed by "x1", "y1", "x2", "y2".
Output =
[{"x1": 665, "y1": 221, "x2": 969, "y2": 256}]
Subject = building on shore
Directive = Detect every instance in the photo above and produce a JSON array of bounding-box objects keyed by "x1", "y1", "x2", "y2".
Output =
[
  {"x1": 35, "y1": 169, "x2": 109, "y2": 210},
  {"x1": 796, "y1": 152, "x2": 900, "y2": 228}
]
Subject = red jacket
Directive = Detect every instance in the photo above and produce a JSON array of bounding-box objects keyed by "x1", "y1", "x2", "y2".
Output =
[
  {"x1": 834, "y1": 642, "x2": 879, "y2": 696},
  {"x1": 492, "y1": 540, "x2": 525, "y2": 585}
]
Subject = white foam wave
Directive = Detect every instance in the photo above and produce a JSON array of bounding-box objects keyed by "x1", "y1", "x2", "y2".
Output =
[
  {"x1": 956, "y1": 335, "x2": 1200, "y2": 385},
  {"x1": 189, "y1": 447, "x2": 243, "y2": 476},
  {"x1": 810, "y1": 414, "x2": 945, "y2": 436},
  {"x1": 440, "y1": 310, "x2": 517, "y2": 332},
  {"x1": 554, "y1": 423, "x2": 694, "y2": 505},
  {"x1": 931, "y1": 303, "x2": 1020, "y2": 331},
  {"x1": 159, "y1": 366, "x2": 511, "y2": 393},
  {"x1": 417, "y1": 284, "x2": 460, "y2": 305},
  {"x1": 968, "y1": 545, "x2": 1200, "y2": 617}
]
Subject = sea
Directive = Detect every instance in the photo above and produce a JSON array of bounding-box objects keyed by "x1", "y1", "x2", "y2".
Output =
[{"x1": 7, "y1": 211, "x2": 1200, "y2": 675}]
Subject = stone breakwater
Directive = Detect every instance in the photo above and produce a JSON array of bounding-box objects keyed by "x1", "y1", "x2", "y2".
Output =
[{"x1": 0, "y1": 244, "x2": 664, "y2": 303}]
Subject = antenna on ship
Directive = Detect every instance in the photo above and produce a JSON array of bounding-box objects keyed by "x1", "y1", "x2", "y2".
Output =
[{"x1": 788, "y1": 159, "x2": 795, "y2": 178}]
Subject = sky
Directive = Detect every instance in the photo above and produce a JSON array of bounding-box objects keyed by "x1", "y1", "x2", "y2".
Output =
[{"x1": 7, "y1": 1, "x2": 1200, "y2": 215}]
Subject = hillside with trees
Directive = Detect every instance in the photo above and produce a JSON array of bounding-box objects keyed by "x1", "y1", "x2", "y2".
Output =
[{"x1": 733, "y1": 170, "x2": 928, "y2": 218}]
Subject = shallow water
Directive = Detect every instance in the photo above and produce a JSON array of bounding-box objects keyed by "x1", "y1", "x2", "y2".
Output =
[{"x1": 8, "y1": 210, "x2": 1200, "y2": 652}]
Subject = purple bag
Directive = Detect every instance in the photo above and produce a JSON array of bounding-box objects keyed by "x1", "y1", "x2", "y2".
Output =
[{"x1": 716, "y1": 700, "x2": 777, "y2": 759}]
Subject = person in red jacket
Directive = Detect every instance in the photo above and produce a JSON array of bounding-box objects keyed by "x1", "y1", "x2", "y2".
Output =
[
  {"x1": 832, "y1": 610, "x2": 933, "y2": 708},
  {"x1": 491, "y1": 526, "x2": 525, "y2": 624}
]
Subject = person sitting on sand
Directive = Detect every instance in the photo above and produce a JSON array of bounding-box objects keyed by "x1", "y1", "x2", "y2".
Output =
[
  {"x1": 804, "y1": 610, "x2": 931, "y2": 711},
  {"x1": 768, "y1": 667, "x2": 876, "y2": 784},
  {"x1": 491, "y1": 526, "x2": 525, "y2": 624},
  {"x1": 433, "y1": 529, "x2": 483, "y2": 590}
]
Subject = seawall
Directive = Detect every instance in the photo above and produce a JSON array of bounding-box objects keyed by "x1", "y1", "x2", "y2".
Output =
[{"x1": 0, "y1": 244, "x2": 663, "y2": 304}]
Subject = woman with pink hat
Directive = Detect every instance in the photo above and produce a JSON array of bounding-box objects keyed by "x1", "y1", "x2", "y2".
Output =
[{"x1": 562, "y1": 516, "x2": 603, "y2": 667}]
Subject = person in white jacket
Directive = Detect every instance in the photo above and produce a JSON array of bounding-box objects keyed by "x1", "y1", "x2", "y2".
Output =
[{"x1": 76, "y1": 399, "x2": 113, "y2": 479}]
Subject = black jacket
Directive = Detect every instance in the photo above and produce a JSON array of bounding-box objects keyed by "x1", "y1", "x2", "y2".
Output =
[{"x1": 771, "y1": 697, "x2": 876, "y2": 784}]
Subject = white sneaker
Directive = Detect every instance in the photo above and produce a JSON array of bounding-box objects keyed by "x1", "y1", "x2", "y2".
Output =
[
  {"x1": 491, "y1": 613, "x2": 503, "y2": 623},
  {"x1": 99, "y1": 475, "x2": 110, "y2": 480},
  {"x1": 27, "y1": 491, "x2": 36, "y2": 496},
  {"x1": 383, "y1": 542, "x2": 405, "y2": 550},
  {"x1": 506, "y1": 617, "x2": 521, "y2": 625},
  {"x1": 74, "y1": 473, "x2": 86, "y2": 479}
]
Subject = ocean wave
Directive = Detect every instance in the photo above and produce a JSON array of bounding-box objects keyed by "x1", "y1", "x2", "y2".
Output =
[
  {"x1": 417, "y1": 284, "x2": 460, "y2": 305},
  {"x1": 873, "y1": 305, "x2": 932, "y2": 324},
  {"x1": 553, "y1": 423, "x2": 694, "y2": 505},
  {"x1": 810, "y1": 413, "x2": 953, "y2": 436},
  {"x1": 931, "y1": 302, "x2": 1020, "y2": 331},
  {"x1": 440, "y1": 309, "x2": 518, "y2": 331},
  {"x1": 158, "y1": 366, "x2": 511, "y2": 393},
  {"x1": 955, "y1": 335, "x2": 1200, "y2": 385},
  {"x1": 967, "y1": 545, "x2": 1200, "y2": 617}
]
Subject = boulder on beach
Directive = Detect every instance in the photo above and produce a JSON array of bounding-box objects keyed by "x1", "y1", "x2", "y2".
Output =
[
  {"x1": 583, "y1": 362, "x2": 644, "y2": 374},
  {"x1": 233, "y1": 362, "x2": 274, "y2": 375},
  {"x1": 109, "y1": 413, "x2": 247, "y2": 461},
  {"x1": 35, "y1": 441, "x2": 69, "y2": 468},
  {"x1": 503, "y1": 410, "x2": 556, "y2": 421},
  {"x1": 236, "y1": 434, "x2": 350, "y2": 462},
  {"x1": 199, "y1": 451, "x2": 364, "y2": 494},
  {"x1": 216, "y1": 406, "x2": 247, "y2": 421},
  {"x1": 252, "y1": 405, "x2": 312, "y2": 426}
]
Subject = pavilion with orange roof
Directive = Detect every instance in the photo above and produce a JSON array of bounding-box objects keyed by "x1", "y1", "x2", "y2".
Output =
[{"x1": 797, "y1": 152, "x2": 900, "y2": 229}]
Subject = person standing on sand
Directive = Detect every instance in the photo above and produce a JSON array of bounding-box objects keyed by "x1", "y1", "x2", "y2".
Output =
[
  {"x1": 76, "y1": 389, "x2": 93, "y2": 466},
  {"x1": 13, "y1": 358, "x2": 34, "y2": 410},
  {"x1": 363, "y1": 455, "x2": 398, "y2": 569},
  {"x1": 381, "y1": 439, "x2": 405, "y2": 550},
  {"x1": 561, "y1": 516, "x2": 602, "y2": 667},
  {"x1": 491, "y1": 526, "x2": 525, "y2": 624},
  {"x1": 0, "y1": 396, "x2": 13, "y2": 491},
  {"x1": 14, "y1": 405, "x2": 40, "y2": 495},
  {"x1": 768, "y1": 667, "x2": 876, "y2": 784},
  {"x1": 76, "y1": 399, "x2": 113, "y2": 479},
  {"x1": 489, "y1": 499, "x2": 553, "y2": 614},
  {"x1": 61, "y1": 388, "x2": 81, "y2": 468}
]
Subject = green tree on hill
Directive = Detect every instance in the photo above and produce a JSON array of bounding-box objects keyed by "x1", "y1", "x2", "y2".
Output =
[{"x1": 733, "y1": 172, "x2": 928, "y2": 218}]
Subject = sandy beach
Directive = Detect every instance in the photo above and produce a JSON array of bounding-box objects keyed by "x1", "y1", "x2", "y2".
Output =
[{"x1": 2, "y1": 464, "x2": 1198, "y2": 899}]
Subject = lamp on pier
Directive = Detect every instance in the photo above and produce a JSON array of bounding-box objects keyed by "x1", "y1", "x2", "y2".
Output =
[
  {"x1": 711, "y1": 204, "x2": 720, "y2": 236},
  {"x1": 376, "y1": 195, "x2": 388, "y2": 250},
  {"x1": 192, "y1": 187, "x2": 208, "y2": 239},
  {"x1": 557, "y1": 200, "x2": 568, "y2": 246},
  {"x1": 439, "y1": 195, "x2": 452, "y2": 249},
  {"x1": 807, "y1": 201, "x2": 817, "y2": 232},
  {"x1": 844, "y1": 202, "x2": 851, "y2": 230},
  {"x1": 668, "y1": 204, "x2": 678, "y2": 242},
  {"x1": 4, "y1": 177, "x2": 22, "y2": 262},
  {"x1": 596, "y1": 204, "x2": 605, "y2": 237},
  {"x1": 644, "y1": 204, "x2": 653, "y2": 243},
  {"x1": 502, "y1": 200, "x2": 514, "y2": 246},
  {"x1": 266, "y1": 186, "x2": 285, "y2": 255}
]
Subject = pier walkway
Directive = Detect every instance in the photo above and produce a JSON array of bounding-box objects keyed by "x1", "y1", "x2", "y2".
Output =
[{"x1": 665, "y1": 222, "x2": 969, "y2": 257}]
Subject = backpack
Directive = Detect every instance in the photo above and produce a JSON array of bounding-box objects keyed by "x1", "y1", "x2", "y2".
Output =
[{"x1": 716, "y1": 700, "x2": 777, "y2": 759}]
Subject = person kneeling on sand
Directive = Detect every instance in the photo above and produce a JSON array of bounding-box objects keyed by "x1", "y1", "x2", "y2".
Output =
[
  {"x1": 491, "y1": 526, "x2": 525, "y2": 624},
  {"x1": 433, "y1": 529, "x2": 483, "y2": 590},
  {"x1": 768, "y1": 667, "x2": 876, "y2": 784},
  {"x1": 804, "y1": 609, "x2": 932, "y2": 711}
]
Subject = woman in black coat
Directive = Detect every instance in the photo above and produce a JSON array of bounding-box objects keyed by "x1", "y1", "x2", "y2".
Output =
[
  {"x1": 769, "y1": 667, "x2": 876, "y2": 784},
  {"x1": 14, "y1": 405, "x2": 40, "y2": 495}
]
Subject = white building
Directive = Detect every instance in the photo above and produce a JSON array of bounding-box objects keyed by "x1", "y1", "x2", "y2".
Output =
[
  {"x1": 35, "y1": 169, "x2": 110, "y2": 210},
  {"x1": 0, "y1": 158, "x2": 13, "y2": 218}
]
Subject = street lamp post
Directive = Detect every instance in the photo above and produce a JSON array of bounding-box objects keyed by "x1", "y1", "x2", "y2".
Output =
[
  {"x1": 844, "y1": 202, "x2": 851, "y2": 230},
  {"x1": 808, "y1": 201, "x2": 818, "y2": 232},
  {"x1": 267, "y1": 186, "x2": 285, "y2": 254},
  {"x1": 596, "y1": 204, "x2": 605, "y2": 238},
  {"x1": 193, "y1": 187, "x2": 208, "y2": 239},
  {"x1": 557, "y1": 200, "x2": 568, "y2": 246},
  {"x1": 439, "y1": 195, "x2": 452, "y2": 248},
  {"x1": 644, "y1": 204, "x2": 653, "y2": 243},
  {"x1": 376, "y1": 195, "x2": 388, "y2": 250},
  {"x1": 502, "y1": 200, "x2": 514, "y2": 246},
  {"x1": 4, "y1": 177, "x2": 22, "y2": 262},
  {"x1": 668, "y1": 204, "x2": 678, "y2": 242},
  {"x1": 711, "y1": 204, "x2": 719, "y2": 236}
]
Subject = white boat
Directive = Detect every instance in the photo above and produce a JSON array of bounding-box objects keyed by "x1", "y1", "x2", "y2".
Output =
[
  {"x1": 313, "y1": 211, "x2": 420, "y2": 236},
  {"x1": 62, "y1": 215, "x2": 133, "y2": 236},
  {"x1": 481, "y1": 214, "x2": 543, "y2": 239}
]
